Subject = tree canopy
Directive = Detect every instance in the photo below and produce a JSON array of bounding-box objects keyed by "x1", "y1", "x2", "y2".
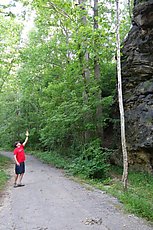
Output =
[{"x1": 0, "y1": 0, "x2": 132, "y2": 175}]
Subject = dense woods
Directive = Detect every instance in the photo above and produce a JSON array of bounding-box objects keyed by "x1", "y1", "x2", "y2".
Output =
[
  {"x1": 0, "y1": 0, "x2": 131, "y2": 177},
  {"x1": 1, "y1": 1, "x2": 153, "y2": 222}
]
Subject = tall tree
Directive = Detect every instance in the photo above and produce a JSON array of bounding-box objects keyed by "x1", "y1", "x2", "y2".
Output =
[
  {"x1": 93, "y1": 0, "x2": 103, "y2": 141},
  {"x1": 116, "y1": 0, "x2": 128, "y2": 190},
  {"x1": 78, "y1": 0, "x2": 91, "y2": 142}
]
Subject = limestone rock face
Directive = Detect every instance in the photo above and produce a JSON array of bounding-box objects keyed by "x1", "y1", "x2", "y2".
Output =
[{"x1": 122, "y1": 0, "x2": 153, "y2": 171}]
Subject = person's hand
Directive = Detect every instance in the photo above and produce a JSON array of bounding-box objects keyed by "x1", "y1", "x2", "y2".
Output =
[
  {"x1": 26, "y1": 130, "x2": 29, "y2": 137},
  {"x1": 17, "y1": 162, "x2": 20, "y2": 166}
]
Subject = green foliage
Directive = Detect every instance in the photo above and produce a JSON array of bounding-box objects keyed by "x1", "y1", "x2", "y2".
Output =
[
  {"x1": 102, "y1": 168, "x2": 153, "y2": 222},
  {"x1": 0, "y1": 3, "x2": 24, "y2": 147},
  {"x1": 0, "y1": 6, "x2": 23, "y2": 91},
  {"x1": 68, "y1": 140, "x2": 111, "y2": 179},
  {"x1": 0, "y1": 170, "x2": 8, "y2": 190},
  {"x1": 30, "y1": 150, "x2": 70, "y2": 169},
  {"x1": 0, "y1": 155, "x2": 11, "y2": 190},
  {"x1": 0, "y1": 0, "x2": 131, "y2": 160}
]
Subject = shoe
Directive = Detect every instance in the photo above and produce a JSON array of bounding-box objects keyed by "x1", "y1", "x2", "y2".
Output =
[
  {"x1": 14, "y1": 183, "x2": 18, "y2": 188},
  {"x1": 17, "y1": 184, "x2": 25, "y2": 187}
]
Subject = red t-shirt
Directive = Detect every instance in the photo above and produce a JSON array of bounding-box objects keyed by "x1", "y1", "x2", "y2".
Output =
[{"x1": 14, "y1": 144, "x2": 26, "y2": 163}]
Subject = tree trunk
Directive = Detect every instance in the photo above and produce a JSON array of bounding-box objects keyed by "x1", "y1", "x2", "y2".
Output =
[
  {"x1": 78, "y1": 0, "x2": 91, "y2": 143},
  {"x1": 116, "y1": 0, "x2": 128, "y2": 190},
  {"x1": 93, "y1": 0, "x2": 103, "y2": 141}
]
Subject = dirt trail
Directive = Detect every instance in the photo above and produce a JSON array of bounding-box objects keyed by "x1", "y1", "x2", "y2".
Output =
[{"x1": 0, "y1": 151, "x2": 153, "y2": 230}]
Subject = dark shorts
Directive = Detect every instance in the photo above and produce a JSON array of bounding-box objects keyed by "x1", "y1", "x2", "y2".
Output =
[{"x1": 15, "y1": 162, "x2": 25, "y2": 174}]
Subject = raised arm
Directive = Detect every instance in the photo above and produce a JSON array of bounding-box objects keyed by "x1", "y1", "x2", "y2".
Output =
[{"x1": 23, "y1": 130, "x2": 29, "y2": 146}]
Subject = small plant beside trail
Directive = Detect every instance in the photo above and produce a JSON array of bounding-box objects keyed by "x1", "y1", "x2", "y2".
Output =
[
  {"x1": 0, "y1": 155, "x2": 12, "y2": 190},
  {"x1": 68, "y1": 140, "x2": 111, "y2": 179}
]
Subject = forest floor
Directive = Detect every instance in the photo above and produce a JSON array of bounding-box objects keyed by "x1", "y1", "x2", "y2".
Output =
[{"x1": 0, "y1": 151, "x2": 153, "y2": 230}]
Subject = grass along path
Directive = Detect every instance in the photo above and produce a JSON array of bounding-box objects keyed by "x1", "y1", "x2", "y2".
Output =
[
  {"x1": 86, "y1": 169, "x2": 153, "y2": 222},
  {"x1": 0, "y1": 154, "x2": 12, "y2": 191}
]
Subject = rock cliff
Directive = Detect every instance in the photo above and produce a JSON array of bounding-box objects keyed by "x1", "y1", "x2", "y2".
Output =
[{"x1": 121, "y1": 0, "x2": 153, "y2": 172}]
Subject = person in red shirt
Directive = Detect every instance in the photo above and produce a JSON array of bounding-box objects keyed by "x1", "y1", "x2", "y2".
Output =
[{"x1": 13, "y1": 130, "x2": 29, "y2": 187}]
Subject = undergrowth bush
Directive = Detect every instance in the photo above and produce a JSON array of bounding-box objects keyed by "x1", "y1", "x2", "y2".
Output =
[{"x1": 68, "y1": 140, "x2": 111, "y2": 179}]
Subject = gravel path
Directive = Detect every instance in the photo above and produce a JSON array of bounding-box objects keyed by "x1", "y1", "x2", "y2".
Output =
[{"x1": 0, "y1": 151, "x2": 153, "y2": 230}]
